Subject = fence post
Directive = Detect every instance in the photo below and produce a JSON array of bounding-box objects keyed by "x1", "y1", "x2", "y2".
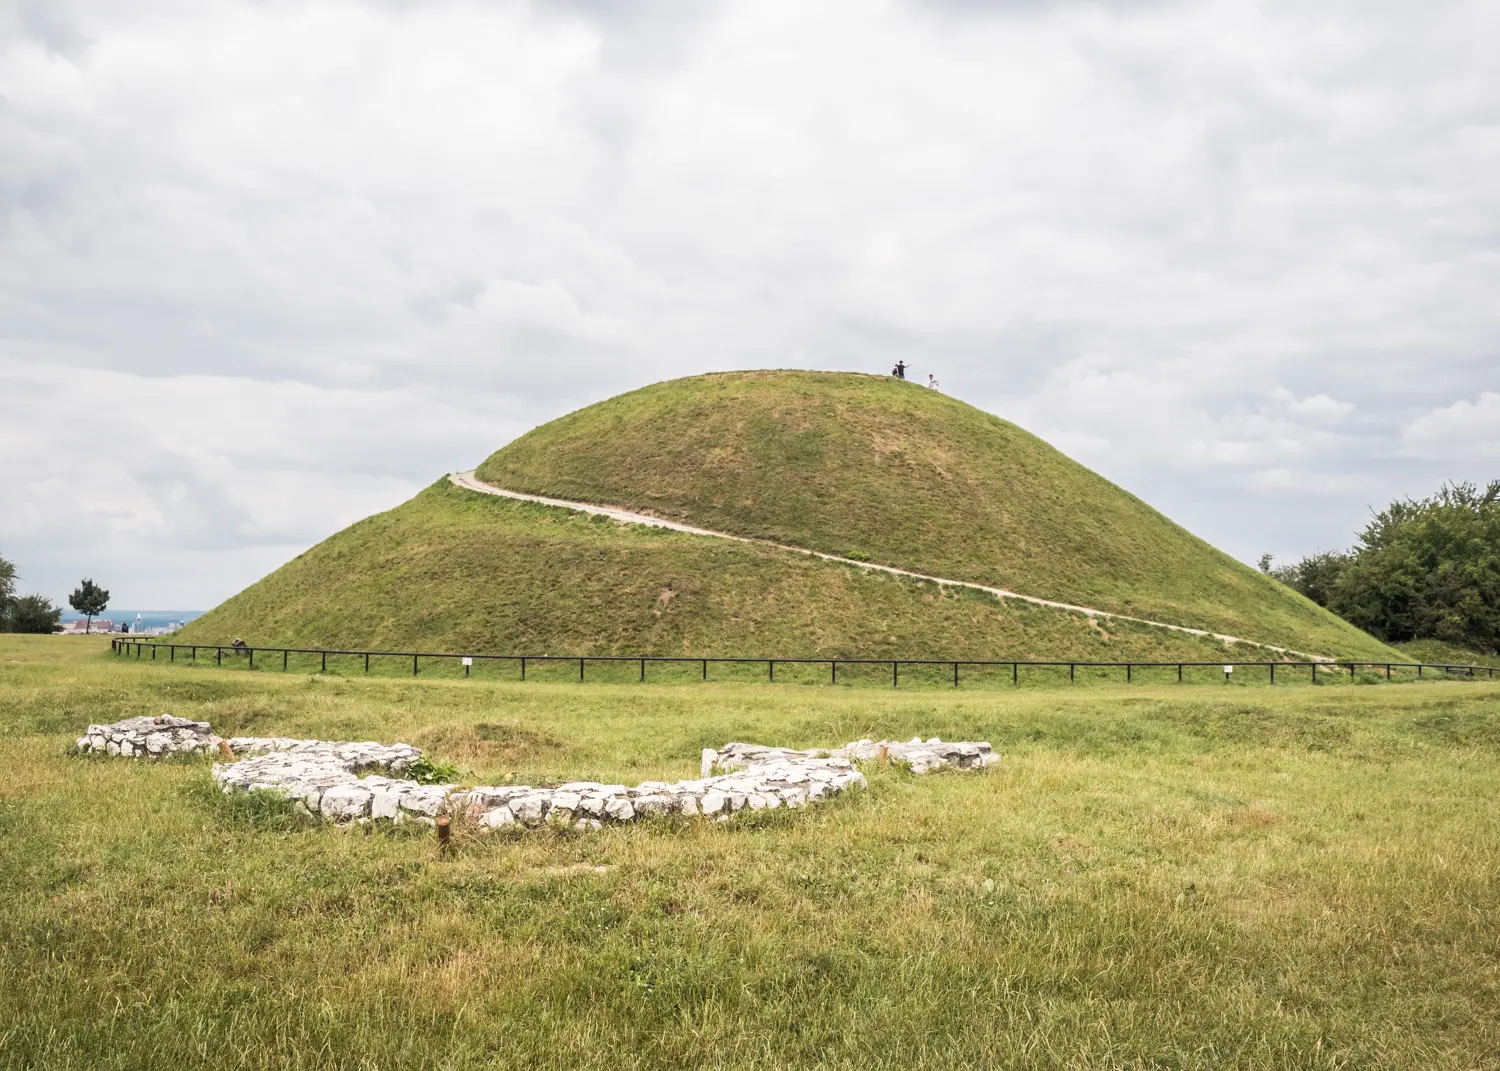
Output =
[
  {"x1": 216, "y1": 647, "x2": 222, "y2": 666},
  {"x1": 579, "y1": 657, "x2": 584, "y2": 682},
  {"x1": 1418, "y1": 664, "x2": 1423, "y2": 678},
  {"x1": 322, "y1": 651, "x2": 327, "y2": 673},
  {"x1": 248, "y1": 648, "x2": 254, "y2": 669},
  {"x1": 639, "y1": 657, "x2": 645, "y2": 683},
  {"x1": 1270, "y1": 663, "x2": 1275, "y2": 685},
  {"x1": 1069, "y1": 663, "x2": 1074, "y2": 683},
  {"x1": 1386, "y1": 664, "x2": 1391, "y2": 680},
  {"x1": 171, "y1": 646, "x2": 175, "y2": 662},
  {"x1": 831, "y1": 660, "x2": 837, "y2": 684},
  {"x1": 953, "y1": 661, "x2": 959, "y2": 688},
  {"x1": 1126, "y1": 663, "x2": 1131, "y2": 683},
  {"x1": 893, "y1": 660, "x2": 898, "y2": 688},
  {"x1": 413, "y1": 654, "x2": 418, "y2": 676},
  {"x1": 1012, "y1": 662, "x2": 1018, "y2": 686},
  {"x1": 283, "y1": 649, "x2": 288, "y2": 671},
  {"x1": 192, "y1": 646, "x2": 197, "y2": 661},
  {"x1": 702, "y1": 658, "x2": 708, "y2": 681},
  {"x1": 521, "y1": 657, "x2": 526, "y2": 681},
  {"x1": 769, "y1": 660, "x2": 774, "y2": 683}
]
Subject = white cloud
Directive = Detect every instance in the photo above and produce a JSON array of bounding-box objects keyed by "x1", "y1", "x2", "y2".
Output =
[
  {"x1": 1, "y1": 0, "x2": 1498, "y2": 605},
  {"x1": 1401, "y1": 392, "x2": 1500, "y2": 461}
]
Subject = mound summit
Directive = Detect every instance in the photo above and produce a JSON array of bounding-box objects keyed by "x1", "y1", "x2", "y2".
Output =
[{"x1": 180, "y1": 371, "x2": 1396, "y2": 662}]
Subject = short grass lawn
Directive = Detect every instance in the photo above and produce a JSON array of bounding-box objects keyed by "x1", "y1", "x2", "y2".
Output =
[{"x1": 2, "y1": 635, "x2": 1498, "y2": 1069}]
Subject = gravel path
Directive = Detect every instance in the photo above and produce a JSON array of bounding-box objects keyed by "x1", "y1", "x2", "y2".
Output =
[{"x1": 450, "y1": 471, "x2": 1330, "y2": 660}]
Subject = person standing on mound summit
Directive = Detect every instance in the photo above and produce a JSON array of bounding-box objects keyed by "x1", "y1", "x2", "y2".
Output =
[{"x1": 891, "y1": 360, "x2": 907, "y2": 379}]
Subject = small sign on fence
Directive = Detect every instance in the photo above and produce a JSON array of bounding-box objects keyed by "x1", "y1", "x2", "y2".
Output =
[{"x1": 461, "y1": 657, "x2": 473, "y2": 666}]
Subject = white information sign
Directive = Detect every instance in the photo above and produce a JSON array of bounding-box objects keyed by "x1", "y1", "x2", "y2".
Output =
[{"x1": 461, "y1": 657, "x2": 473, "y2": 667}]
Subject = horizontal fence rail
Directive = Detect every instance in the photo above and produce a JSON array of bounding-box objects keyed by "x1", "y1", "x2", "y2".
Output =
[{"x1": 110, "y1": 638, "x2": 1498, "y2": 687}]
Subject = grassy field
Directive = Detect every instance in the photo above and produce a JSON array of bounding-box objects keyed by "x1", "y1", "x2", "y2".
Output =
[
  {"x1": 3, "y1": 635, "x2": 1498, "y2": 1069},
  {"x1": 476, "y1": 370, "x2": 1391, "y2": 659},
  {"x1": 178, "y1": 479, "x2": 1324, "y2": 666}
]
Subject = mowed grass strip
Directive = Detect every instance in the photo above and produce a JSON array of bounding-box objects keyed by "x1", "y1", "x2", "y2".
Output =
[{"x1": 2, "y1": 637, "x2": 1497, "y2": 1070}]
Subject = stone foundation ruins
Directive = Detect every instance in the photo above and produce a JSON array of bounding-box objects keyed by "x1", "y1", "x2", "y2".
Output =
[{"x1": 76, "y1": 716, "x2": 999, "y2": 831}]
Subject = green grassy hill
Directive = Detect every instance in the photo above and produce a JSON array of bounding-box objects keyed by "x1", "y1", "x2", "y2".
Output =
[
  {"x1": 178, "y1": 479, "x2": 1295, "y2": 662},
  {"x1": 181, "y1": 370, "x2": 1399, "y2": 661},
  {"x1": 477, "y1": 370, "x2": 1394, "y2": 659}
]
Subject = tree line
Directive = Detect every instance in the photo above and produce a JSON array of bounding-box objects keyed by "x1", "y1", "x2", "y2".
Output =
[
  {"x1": 1261, "y1": 480, "x2": 1500, "y2": 655},
  {"x1": 0, "y1": 554, "x2": 110, "y2": 634}
]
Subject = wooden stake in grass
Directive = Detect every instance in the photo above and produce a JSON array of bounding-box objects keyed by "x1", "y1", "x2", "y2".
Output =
[{"x1": 436, "y1": 814, "x2": 452, "y2": 855}]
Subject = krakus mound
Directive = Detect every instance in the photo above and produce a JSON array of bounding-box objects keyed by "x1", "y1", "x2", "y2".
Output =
[{"x1": 177, "y1": 370, "x2": 1398, "y2": 661}]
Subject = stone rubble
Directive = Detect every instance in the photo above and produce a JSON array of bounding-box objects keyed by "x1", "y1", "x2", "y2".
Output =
[
  {"x1": 76, "y1": 717, "x2": 999, "y2": 832},
  {"x1": 75, "y1": 715, "x2": 222, "y2": 758}
]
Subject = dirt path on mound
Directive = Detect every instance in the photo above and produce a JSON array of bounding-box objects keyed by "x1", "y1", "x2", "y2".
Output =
[{"x1": 449, "y1": 471, "x2": 1331, "y2": 661}]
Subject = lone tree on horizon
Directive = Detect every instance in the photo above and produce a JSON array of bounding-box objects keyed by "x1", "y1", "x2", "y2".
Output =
[{"x1": 69, "y1": 578, "x2": 110, "y2": 634}]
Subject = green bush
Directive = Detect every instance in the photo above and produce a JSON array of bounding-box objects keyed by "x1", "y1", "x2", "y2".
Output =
[{"x1": 1267, "y1": 481, "x2": 1500, "y2": 655}]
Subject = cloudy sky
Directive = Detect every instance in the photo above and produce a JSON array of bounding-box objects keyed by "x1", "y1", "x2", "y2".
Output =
[{"x1": 2, "y1": 0, "x2": 1496, "y2": 611}]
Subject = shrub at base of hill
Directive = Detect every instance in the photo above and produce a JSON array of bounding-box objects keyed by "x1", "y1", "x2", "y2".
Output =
[
  {"x1": 1268, "y1": 481, "x2": 1500, "y2": 656},
  {"x1": 0, "y1": 552, "x2": 16, "y2": 626},
  {"x1": 9, "y1": 593, "x2": 63, "y2": 634}
]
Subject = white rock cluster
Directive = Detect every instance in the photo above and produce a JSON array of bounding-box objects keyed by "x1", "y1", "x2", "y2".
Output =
[
  {"x1": 77, "y1": 716, "x2": 998, "y2": 832},
  {"x1": 75, "y1": 715, "x2": 222, "y2": 758},
  {"x1": 213, "y1": 738, "x2": 445, "y2": 823},
  {"x1": 456, "y1": 749, "x2": 867, "y2": 832},
  {"x1": 711, "y1": 736, "x2": 1001, "y2": 776}
]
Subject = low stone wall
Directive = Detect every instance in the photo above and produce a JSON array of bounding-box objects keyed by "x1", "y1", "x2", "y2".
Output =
[
  {"x1": 76, "y1": 718, "x2": 1000, "y2": 832},
  {"x1": 75, "y1": 715, "x2": 221, "y2": 758}
]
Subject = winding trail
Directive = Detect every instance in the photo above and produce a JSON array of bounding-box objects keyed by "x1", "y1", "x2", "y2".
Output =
[{"x1": 450, "y1": 471, "x2": 1331, "y2": 661}]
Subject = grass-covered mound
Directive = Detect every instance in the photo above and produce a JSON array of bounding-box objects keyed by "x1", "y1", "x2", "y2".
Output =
[
  {"x1": 176, "y1": 479, "x2": 1287, "y2": 662},
  {"x1": 478, "y1": 370, "x2": 1390, "y2": 659}
]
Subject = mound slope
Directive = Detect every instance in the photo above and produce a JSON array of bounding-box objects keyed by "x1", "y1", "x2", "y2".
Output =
[
  {"x1": 177, "y1": 479, "x2": 1296, "y2": 661},
  {"x1": 476, "y1": 370, "x2": 1393, "y2": 659},
  {"x1": 181, "y1": 370, "x2": 1397, "y2": 661}
]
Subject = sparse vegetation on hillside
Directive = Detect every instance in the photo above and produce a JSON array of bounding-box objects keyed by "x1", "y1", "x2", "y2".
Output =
[
  {"x1": 3, "y1": 636, "x2": 1499, "y2": 1069},
  {"x1": 178, "y1": 479, "x2": 1314, "y2": 662},
  {"x1": 477, "y1": 370, "x2": 1388, "y2": 658}
]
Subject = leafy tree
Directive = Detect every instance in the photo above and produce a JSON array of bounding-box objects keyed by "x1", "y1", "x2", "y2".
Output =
[
  {"x1": 0, "y1": 553, "x2": 15, "y2": 629},
  {"x1": 1327, "y1": 481, "x2": 1500, "y2": 653},
  {"x1": 1261, "y1": 550, "x2": 1351, "y2": 610},
  {"x1": 1262, "y1": 481, "x2": 1499, "y2": 654},
  {"x1": 69, "y1": 578, "x2": 110, "y2": 634},
  {"x1": 10, "y1": 594, "x2": 63, "y2": 634}
]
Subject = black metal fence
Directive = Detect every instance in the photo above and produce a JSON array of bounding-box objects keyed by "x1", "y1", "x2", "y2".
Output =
[{"x1": 110, "y1": 638, "x2": 1498, "y2": 687}]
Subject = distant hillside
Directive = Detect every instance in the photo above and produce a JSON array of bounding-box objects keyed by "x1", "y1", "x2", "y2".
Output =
[
  {"x1": 178, "y1": 479, "x2": 1335, "y2": 662},
  {"x1": 477, "y1": 370, "x2": 1396, "y2": 660},
  {"x1": 181, "y1": 370, "x2": 1398, "y2": 661}
]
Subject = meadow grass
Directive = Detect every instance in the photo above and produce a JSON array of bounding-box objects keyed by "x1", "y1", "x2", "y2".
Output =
[{"x1": 2, "y1": 636, "x2": 1498, "y2": 1069}]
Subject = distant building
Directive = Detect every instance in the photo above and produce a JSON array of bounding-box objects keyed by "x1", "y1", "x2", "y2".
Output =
[{"x1": 60, "y1": 619, "x2": 114, "y2": 635}]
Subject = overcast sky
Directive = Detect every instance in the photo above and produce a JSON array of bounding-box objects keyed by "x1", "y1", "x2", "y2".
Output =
[{"x1": 2, "y1": 0, "x2": 1497, "y2": 611}]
